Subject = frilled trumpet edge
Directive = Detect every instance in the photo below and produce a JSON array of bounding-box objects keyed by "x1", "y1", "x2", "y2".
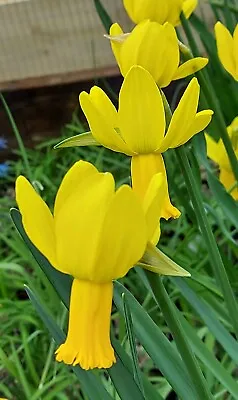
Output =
[{"x1": 55, "y1": 279, "x2": 116, "y2": 370}]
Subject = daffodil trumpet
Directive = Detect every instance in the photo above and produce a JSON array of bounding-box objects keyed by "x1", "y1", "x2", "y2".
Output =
[
  {"x1": 206, "y1": 117, "x2": 238, "y2": 200},
  {"x1": 16, "y1": 160, "x2": 189, "y2": 370},
  {"x1": 107, "y1": 20, "x2": 208, "y2": 88},
  {"x1": 55, "y1": 66, "x2": 213, "y2": 221}
]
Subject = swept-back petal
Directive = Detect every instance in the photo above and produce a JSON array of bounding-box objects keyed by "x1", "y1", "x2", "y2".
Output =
[
  {"x1": 131, "y1": 153, "x2": 181, "y2": 220},
  {"x1": 173, "y1": 57, "x2": 208, "y2": 80},
  {"x1": 16, "y1": 176, "x2": 56, "y2": 267},
  {"x1": 215, "y1": 22, "x2": 236, "y2": 78},
  {"x1": 79, "y1": 91, "x2": 134, "y2": 155},
  {"x1": 175, "y1": 110, "x2": 213, "y2": 147},
  {"x1": 54, "y1": 160, "x2": 98, "y2": 217},
  {"x1": 143, "y1": 172, "x2": 166, "y2": 244},
  {"x1": 96, "y1": 185, "x2": 147, "y2": 281},
  {"x1": 158, "y1": 78, "x2": 200, "y2": 151},
  {"x1": 118, "y1": 66, "x2": 165, "y2": 153},
  {"x1": 55, "y1": 172, "x2": 115, "y2": 278}
]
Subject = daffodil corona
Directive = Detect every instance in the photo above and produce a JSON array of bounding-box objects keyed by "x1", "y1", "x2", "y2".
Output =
[
  {"x1": 61, "y1": 66, "x2": 213, "y2": 220},
  {"x1": 123, "y1": 0, "x2": 197, "y2": 26},
  {"x1": 215, "y1": 22, "x2": 238, "y2": 81},
  {"x1": 15, "y1": 160, "x2": 168, "y2": 369},
  {"x1": 109, "y1": 20, "x2": 208, "y2": 88},
  {"x1": 206, "y1": 117, "x2": 238, "y2": 200}
]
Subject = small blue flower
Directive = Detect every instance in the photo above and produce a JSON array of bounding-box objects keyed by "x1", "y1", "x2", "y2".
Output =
[
  {"x1": 0, "y1": 162, "x2": 9, "y2": 177},
  {"x1": 0, "y1": 137, "x2": 8, "y2": 150}
]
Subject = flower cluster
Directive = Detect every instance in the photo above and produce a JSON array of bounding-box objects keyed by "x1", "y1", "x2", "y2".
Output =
[{"x1": 16, "y1": 0, "x2": 216, "y2": 371}]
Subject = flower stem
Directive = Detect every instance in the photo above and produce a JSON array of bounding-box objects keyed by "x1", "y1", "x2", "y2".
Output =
[
  {"x1": 176, "y1": 146, "x2": 238, "y2": 338},
  {"x1": 146, "y1": 272, "x2": 213, "y2": 400},
  {"x1": 161, "y1": 91, "x2": 238, "y2": 338},
  {"x1": 180, "y1": 12, "x2": 238, "y2": 184}
]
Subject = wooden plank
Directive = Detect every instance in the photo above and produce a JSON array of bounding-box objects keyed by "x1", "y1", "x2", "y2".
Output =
[{"x1": 0, "y1": 0, "x2": 131, "y2": 89}]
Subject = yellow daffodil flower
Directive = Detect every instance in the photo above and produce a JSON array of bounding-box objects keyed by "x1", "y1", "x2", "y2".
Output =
[
  {"x1": 206, "y1": 117, "x2": 238, "y2": 200},
  {"x1": 108, "y1": 20, "x2": 208, "y2": 88},
  {"x1": 215, "y1": 22, "x2": 238, "y2": 81},
  {"x1": 16, "y1": 160, "x2": 189, "y2": 370},
  {"x1": 123, "y1": 0, "x2": 197, "y2": 26},
  {"x1": 57, "y1": 66, "x2": 213, "y2": 220}
]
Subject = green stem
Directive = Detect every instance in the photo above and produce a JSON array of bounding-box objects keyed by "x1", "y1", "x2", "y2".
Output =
[
  {"x1": 0, "y1": 93, "x2": 33, "y2": 181},
  {"x1": 146, "y1": 272, "x2": 213, "y2": 400},
  {"x1": 180, "y1": 12, "x2": 238, "y2": 184},
  {"x1": 176, "y1": 146, "x2": 238, "y2": 338},
  {"x1": 161, "y1": 91, "x2": 238, "y2": 338}
]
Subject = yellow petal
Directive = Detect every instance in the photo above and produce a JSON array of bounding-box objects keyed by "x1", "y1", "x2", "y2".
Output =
[
  {"x1": 15, "y1": 176, "x2": 56, "y2": 267},
  {"x1": 109, "y1": 23, "x2": 125, "y2": 75},
  {"x1": 79, "y1": 91, "x2": 133, "y2": 155},
  {"x1": 205, "y1": 134, "x2": 224, "y2": 165},
  {"x1": 89, "y1": 86, "x2": 118, "y2": 127},
  {"x1": 233, "y1": 24, "x2": 238, "y2": 80},
  {"x1": 173, "y1": 57, "x2": 208, "y2": 80},
  {"x1": 215, "y1": 22, "x2": 236, "y2": 78},
  {"x1": 131, "y1": 153, "x2": 181, "y2": 220},
  {"x1": 159, "y1": 78, "x2": 200, "y2": 152},
  {"x1": 55, "y1": 172, "x2": 115, "y2": 279},
  {"x1": 54, "y1": 160, "x2": 98, "y2": 217},
  {"x1": 219, "y1": 168, "x2": 238, "y2": 200},
  {"x1": 182, "y1": 0, "x2": 198, "y2": 19},
  {"x1": 143, "y1": 172, "x2": 166, "y2": 244},
  {"x1": 118, "y1": 21, "x2": 168, "y2": 85},
  {"x1": 123, "y1": 0, "x2": 167, "y2": 24},
  {"x1": 118, "y1": 66, "x2": 165, "y2": 153},
  {"x1": 97, "y1": 185, "x2": 147, "y2": 281},
  {"x1": 56, "y1": 279, "x2": 115, "y2": 369},
  {"x1": 159, "y1": 23, "x2": 180, "y2": 87},
  {"x1": 176, "y1": 110, "x2": 213, "y2": 147}
]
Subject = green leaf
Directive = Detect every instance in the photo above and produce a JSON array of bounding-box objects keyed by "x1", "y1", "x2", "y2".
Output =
[
  {"x1": 192, "y1": 134, "x2": 238, "y2": 229},
  {"x1": 114, "y1": 281, "x2": 198, "y2": 400},
  {"x1": 138, "y1": 270, "x2": 238, "y2": 399},
  {"x1": 122, "y1": 293, "x2": 145, "y2": 396},
  {"x1": 139, "y1": 242, "x2": 191, "y2": 277},
  {"x1": 54, "y1": 132, "x2": 99, "y2": 149},
  {"x1": 111, "y1": 338, "x2": 163, "y2": 400},
  {"x1": 93, "y1": 0, "x2": 113, "y2": 33},
  {"x1": 25, "y1": 285, "x2": 113, "y2": 400},
  {"x1": 174, "y1": 278, "x2": 238, "y2": 365}
]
